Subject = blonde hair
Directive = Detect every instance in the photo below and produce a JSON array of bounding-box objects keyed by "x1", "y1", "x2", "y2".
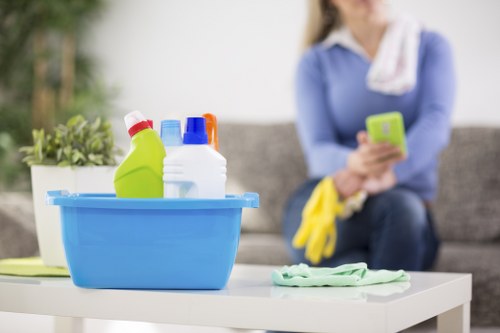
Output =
[{"x1": 302, "y1": 0, "x2": 342, "y2": 50}]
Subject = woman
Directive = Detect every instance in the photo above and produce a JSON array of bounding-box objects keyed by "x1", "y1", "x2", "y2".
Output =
[{"x1": 283, "y1": 0, "x2": 455, "y2": 271}]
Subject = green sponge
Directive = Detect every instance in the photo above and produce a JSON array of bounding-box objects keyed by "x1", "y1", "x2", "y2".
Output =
[{"x1": 0, "y1": 257, "x2": 70, "y2": 277}]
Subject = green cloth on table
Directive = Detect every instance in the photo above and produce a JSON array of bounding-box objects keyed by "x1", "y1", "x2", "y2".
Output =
[
  {"x1": 272, "y1": 262, "x2": 410, "y2": 287},
  {"x1": 0, "y1": 257, "x2": 69, "y2": 277}
]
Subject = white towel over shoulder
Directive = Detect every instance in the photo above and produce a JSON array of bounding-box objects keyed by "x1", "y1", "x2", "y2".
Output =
[
  {"x1": 322, "y1": 13, "x2": 422, "y2": 95},
  {"x1": 368, "y1": 13, "x2": 421, "y2": 95}
]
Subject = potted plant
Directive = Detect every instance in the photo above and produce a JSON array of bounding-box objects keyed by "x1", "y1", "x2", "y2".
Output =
[{"x1": 20, "y1": 115, "x2": 121, "y2": 267}]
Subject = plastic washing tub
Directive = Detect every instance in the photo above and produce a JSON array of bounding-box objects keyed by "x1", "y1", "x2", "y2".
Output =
[{"x1": 46, "y1": 190, "x2": 259, "y2": 290}]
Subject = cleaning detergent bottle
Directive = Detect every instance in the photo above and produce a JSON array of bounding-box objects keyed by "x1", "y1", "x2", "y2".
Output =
[
  {"x1": 163, "y1": 117, "x2": 226, "y2": 198},
  {"x1": 203, "y1": 113, "x2": 219, "y2": 151},
  {"x1": 114, "y1": 111, "x2": 166, "y2": 198},
  {"x1": 160, "y1": 119, "x2": 183, "y2": 155}
]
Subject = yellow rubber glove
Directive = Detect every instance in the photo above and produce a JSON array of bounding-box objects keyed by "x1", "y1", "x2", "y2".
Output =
[{"x1": 292, "y1": 177, "x2": 345, "y2": 265}]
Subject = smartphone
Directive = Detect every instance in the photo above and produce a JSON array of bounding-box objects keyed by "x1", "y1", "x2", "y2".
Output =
[{"x1": 365, "y1": 111, "x2": 407, "y2": 155}]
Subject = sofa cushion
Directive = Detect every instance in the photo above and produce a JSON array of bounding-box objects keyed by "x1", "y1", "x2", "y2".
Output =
[
  {"x1": 219, "y1": 123, "x2": 307, "y2": 234},
  {"x1": 0, "y1": 192, "x2": 39, "y2": 259},
  {"x1": 434, "y1": 127, "x2": 500, "y2": 242},
  {"x1": 221, "y1": 123, "x2": 500, "y2": 242},
  {"x1": 434, "y1": 242, "x2": 500, "y2": 326},
  {"x1": 235, "y1": 233, "x2": 290, "y2": 265}
]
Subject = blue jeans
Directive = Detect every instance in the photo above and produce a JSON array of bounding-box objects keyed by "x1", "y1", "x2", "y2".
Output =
[{"x1": 282, "y1": 179, "x2": 440, "y2": 271}]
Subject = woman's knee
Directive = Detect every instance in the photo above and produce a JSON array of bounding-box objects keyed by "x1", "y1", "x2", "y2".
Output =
[
  {"x1": 369, "y1": 188, "x2": 427, "y2": 232},
  {"x1": 367, "y1": 188, "x2": 431, "y2": 270}
]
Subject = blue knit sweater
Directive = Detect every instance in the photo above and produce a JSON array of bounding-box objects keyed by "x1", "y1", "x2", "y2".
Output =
[{"x1": 295, "y1": 31, "x2": 456, "y2": 200}]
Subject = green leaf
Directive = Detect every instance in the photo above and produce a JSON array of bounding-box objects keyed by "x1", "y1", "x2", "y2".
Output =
[
  {"x1": 67, "y1": 115, "x2": 85, "y2": 128},
  {"x1": 91, "y1": 117, "x2": 101, "y2": 132},
  {"x1": 56, "y1": 148, "x2": 63, "y2": 162},
  {"x1": 90, "y1": 138, "x2": 103, "y2": 152},
  {"x1": 72, "y1": 150, "x2": 87, "y2": 165},
  {"x1": 63, "y1": 146, "x2": 72, "y2": 159},
  {"x1": 57, "y1": 160, "x2": 71, "y2": 167},
  {"x1": 88, "y1": 153, "x2": 103, "y2": 165},
  {"x1": 19, "y1": 146, "x2": 34, "y2": 154},
  {"x1": 75, "y1": 119, "x2": 88, "y2": 135},
  {"x1": 22, "y1": 156, "x2": 35, "y2": 166},
  {"x1": 34, "y1": 141, "x2": 43, "y2": 163}
]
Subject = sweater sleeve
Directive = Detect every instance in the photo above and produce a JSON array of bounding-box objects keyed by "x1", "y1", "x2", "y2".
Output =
[
  {"x1": 394, "y1": 33, "x2": 456, "y2": 183},
  {"x1": 295, "y1": 49, "x2": 353, "y2": 178}
]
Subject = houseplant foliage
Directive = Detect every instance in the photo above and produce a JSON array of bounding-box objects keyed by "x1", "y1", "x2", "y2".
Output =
[
  {"x1": 20, "y1": 115, "x2": 121, "y2": 167},
  {"x1": 0, "y1": 0, "x2": 114, "y2": 189}
]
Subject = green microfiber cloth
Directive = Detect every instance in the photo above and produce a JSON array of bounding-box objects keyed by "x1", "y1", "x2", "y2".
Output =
[
  {"x1": 272, "y1": 262, "x2": 410, "y2": 287},
  {"x1": 0, "y1": 257, "x2": 70, "y2": 277}
]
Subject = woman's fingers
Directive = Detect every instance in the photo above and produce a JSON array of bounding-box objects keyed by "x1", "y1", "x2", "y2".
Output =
[
  {"x1": 358, "y1": 142, "x2": 396, "y2": 160},
  {"x1": 366, "y1": 150, "x2": 403, "y2": 166},
  {"x1": 363, "y1": 142, "x2": 399, "y2": 158},
  {"x1": 367, "y1": 161, "x2": 394, "y2": 177},
  {"x1": 357, "y1": 131, "x2": 370, "y2": 145},
  {"x1": 361, "y1": 144, "x2": 405, "y2": 172},
  {"x1": 348, "y1": 132, "x2": 407, "y2": 177}
]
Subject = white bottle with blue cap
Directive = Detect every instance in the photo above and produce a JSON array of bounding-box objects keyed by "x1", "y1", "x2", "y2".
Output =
[{"x1": 163, "y1": 117, "x2": 227, "y2": 198}]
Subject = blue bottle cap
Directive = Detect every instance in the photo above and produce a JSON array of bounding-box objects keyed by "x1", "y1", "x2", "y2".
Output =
[
  {"x1": 160, "y1": 120, "x2": 182, "y2": 147},
  {"x1": 183, "y1": 117, "x2": 208, "y2": 144}
]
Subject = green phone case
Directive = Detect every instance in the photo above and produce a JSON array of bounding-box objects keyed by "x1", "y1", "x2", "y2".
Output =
[{"x1": 365, "y1": 111, "x2": 407, "y2": 155}]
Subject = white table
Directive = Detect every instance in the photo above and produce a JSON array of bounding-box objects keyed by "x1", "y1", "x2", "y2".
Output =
[{"x1": 0, "y1": 264, "x2": 471, "y2": 333}]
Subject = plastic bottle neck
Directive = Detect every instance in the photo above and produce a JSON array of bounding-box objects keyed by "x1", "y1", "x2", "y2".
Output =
[{"x1": 128, "y1": 121, "x2": 151, "y2": 137}]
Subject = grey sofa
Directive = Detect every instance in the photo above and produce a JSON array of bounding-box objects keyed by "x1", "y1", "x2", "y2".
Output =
[
  {"x1": 219, "y1": 123, "x2": 500, "y2": 327},
  {"x1": 1, "y1": 124, "x2": 499, "y2": 326}
]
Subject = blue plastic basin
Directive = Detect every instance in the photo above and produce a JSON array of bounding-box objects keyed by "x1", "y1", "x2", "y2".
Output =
[{"x1": 46, "y1": 190, "x2": 259, "y2": 290}]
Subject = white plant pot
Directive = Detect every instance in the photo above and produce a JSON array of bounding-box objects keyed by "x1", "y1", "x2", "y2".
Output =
[{"x1": 31, "y1": 165, "x2": 115, "y2": 267}]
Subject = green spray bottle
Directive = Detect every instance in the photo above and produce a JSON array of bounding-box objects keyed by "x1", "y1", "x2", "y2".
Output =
[{"x1": 114, "y1": 111, "x2": 166, "y2": 198}]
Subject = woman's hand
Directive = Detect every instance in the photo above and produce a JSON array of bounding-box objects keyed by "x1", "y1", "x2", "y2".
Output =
[
  {"x1": 334, "y1": 167, "x2": 397, "y2": 199},
  {"x1": 333, "y1": 169, "x2": 365, "y2": 199},
  {"x1": 347, "y1": 131, "x2": 405, "y2": 177},
  {"x1": 362, "y1": 169, "x2": 398, "y2": 195}
]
